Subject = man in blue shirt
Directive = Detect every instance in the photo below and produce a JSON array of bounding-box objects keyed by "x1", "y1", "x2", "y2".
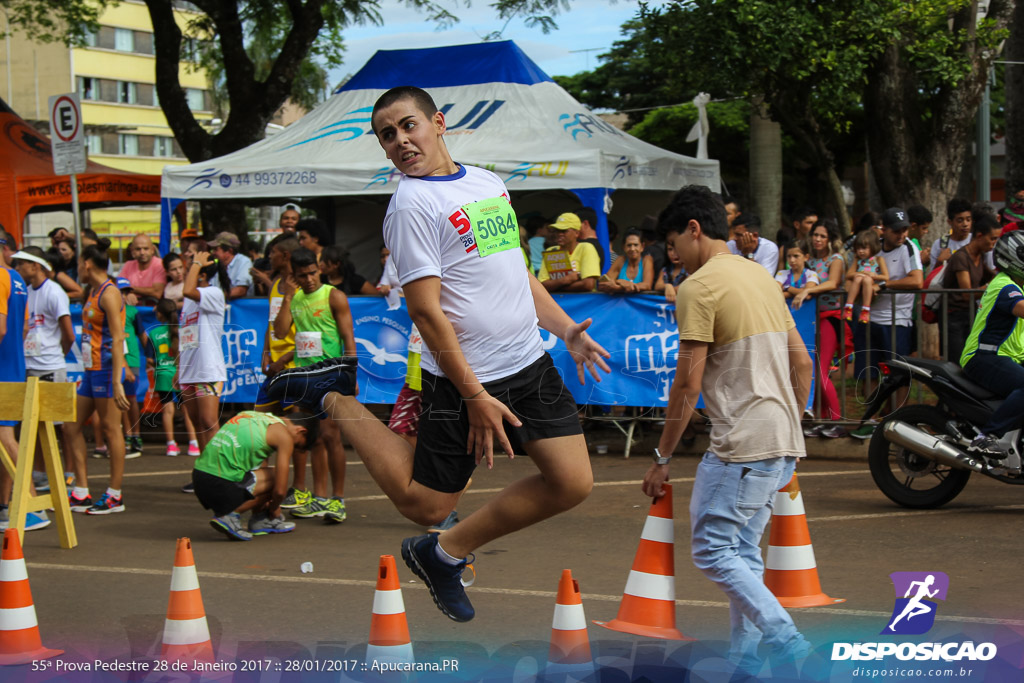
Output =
[{"x1": 210, "y1": 231, "x2": 253, "y2": 300}]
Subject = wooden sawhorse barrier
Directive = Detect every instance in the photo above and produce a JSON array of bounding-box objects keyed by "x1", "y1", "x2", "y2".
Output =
[{"x1": 0, "y1": 378, "x2": 76, "y2": 548}]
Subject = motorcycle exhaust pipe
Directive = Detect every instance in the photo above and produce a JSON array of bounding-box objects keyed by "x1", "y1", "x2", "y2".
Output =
[{"x1": 883, "y1": 420, "x2": 987, "y2": 473}]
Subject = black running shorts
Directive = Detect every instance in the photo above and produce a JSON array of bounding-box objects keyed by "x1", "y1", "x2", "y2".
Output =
[
  {"x1": 412, "y1": 353, "x2": 583, "y2": 493},
  {"x1": 192, "y1": 469, "x2": 256, "y2": 517}
]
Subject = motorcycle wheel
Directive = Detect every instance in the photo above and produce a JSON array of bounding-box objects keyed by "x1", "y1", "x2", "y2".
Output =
[{"x1": 868, "y1": 404, "x2": 971, "y2": 509}]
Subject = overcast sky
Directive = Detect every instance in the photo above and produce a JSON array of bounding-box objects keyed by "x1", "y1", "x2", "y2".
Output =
[{"x1": 329, "y1": 0, "x2": 648, "y2": 87}]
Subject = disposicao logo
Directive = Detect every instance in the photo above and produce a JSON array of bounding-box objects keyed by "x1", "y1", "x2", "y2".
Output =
[
  {"x1": 883, "y1": 571, "x2": 948, "y2": 635},
  {"x1": 831, "y1": 571, "x2": 997, "y2": 663}
]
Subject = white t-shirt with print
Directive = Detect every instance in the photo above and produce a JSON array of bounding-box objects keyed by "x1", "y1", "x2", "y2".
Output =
[
  {"x1": 25, "y1": 278, "x2": 70, "y2": 371},
  {"x1": 178, "y1": 286, "x2": 227, "y2": 383},
  {"x1": 383, "y1": 164, "x2": 543, "y2": 383},
  {"x1": 871, "y1": 240, "x2": 923, "y2": 326}
]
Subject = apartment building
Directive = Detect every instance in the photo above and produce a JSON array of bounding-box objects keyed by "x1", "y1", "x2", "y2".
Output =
[{"x1": 0, "y1": 0, "x2": 213, "y2": 243}]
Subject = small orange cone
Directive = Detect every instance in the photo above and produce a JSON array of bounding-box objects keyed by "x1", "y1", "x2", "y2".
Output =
[
  {"x1": 764, "y1": 474, "x2": 845, "y2": 607},
  {"x1": 365, "y1": 555, "x2": 413, "y2": 666},
  {"x1": 0, "y1": 529, "x2": 62, "y2": 665},
  {"x1": 546, "y1": 569, "x2": 593, "y2": 675},
  {"x1": 161, "y1": 538, "x2": 214, "y2": 664},
  {"x1": 594, "y1": 485, "x2": 694, "y2": 640}
]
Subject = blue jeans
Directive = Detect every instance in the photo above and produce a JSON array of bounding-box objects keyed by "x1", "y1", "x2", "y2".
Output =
[{"x1": 690, "y1": 452, "x2": 805, "y2": 666}]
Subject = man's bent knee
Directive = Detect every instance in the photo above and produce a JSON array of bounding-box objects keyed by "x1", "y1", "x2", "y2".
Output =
[{"x1": 397, "y1": 499, "x2": 453, "y2": 527}]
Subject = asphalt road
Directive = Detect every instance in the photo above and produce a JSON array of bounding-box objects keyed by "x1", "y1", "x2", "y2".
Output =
[{"x1": 11, "y1": 437, "x2": 1024, "y2": 682}]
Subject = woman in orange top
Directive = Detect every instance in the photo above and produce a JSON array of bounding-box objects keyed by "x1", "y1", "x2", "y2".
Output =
[{"x1": 63, "y1": 240, "x2": 130, "y2": 515}]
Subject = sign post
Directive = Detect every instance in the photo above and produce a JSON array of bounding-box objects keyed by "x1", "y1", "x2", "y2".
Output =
[{"x1": 48, "y1": 93, "x2": 87, "y2": 256}]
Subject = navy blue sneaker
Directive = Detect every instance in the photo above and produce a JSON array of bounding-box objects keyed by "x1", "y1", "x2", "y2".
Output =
[
  {"x1": 265, "y1": 357, "x2": 358, "y2": 410},
  {"x1": 401, "y1": 532, "x2": 475, "y2": 622}
]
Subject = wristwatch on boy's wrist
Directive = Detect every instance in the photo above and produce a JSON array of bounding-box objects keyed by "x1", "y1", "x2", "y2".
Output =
[{"x1": 652, "y1": 448, "x2": 672, "y2": 465}]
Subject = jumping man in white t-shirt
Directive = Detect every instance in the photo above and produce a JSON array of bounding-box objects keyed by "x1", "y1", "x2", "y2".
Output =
[{"x1": 266, "y1": 86, "x2": 610, "y2": 622}]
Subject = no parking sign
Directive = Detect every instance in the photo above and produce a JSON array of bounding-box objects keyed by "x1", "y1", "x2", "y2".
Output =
[{"x1": 48, "y1": 93, "x2": 87, "y2": 175}]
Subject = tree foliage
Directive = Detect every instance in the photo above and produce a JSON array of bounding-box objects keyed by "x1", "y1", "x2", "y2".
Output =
[{"x1": 0, "y1": 0, "x2": 110, "y2": 45}]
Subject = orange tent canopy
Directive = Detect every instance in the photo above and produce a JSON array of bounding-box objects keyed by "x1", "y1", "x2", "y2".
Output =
[{"x1": 0, "y1": 98, "x2": 160, "y2": 245}]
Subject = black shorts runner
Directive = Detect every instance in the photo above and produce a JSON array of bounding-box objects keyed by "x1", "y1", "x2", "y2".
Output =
[
  {"x1": 192, "y1": 469, "x2": 256, "y2": 517},
  {"x1": 412, "y1": 353, "x2": 582, "y2": 493}
]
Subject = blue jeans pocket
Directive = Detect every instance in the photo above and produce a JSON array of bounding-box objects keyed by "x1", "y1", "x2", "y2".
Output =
[{"x1": 736, "y1": 466, "x2": 783, "y2": 517}]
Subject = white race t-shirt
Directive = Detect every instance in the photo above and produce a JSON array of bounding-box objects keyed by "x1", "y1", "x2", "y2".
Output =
[
  {"x1": 383, "y1": 164, "x2": 543, "y2": 382},
  {"x1": 178, "y1": 286, "x2": 227, "y2": 383},
  {"x1": 25, "y1": 278, "x2": 70, "y2": 371},
  {"x1": 871, "y1": 240, "x2": 923, "y2": 326}
]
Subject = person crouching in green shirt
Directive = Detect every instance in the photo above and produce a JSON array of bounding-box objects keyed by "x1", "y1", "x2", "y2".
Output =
[{"x1": 191, "y1": 410, "x2": 320, "y2": 541}]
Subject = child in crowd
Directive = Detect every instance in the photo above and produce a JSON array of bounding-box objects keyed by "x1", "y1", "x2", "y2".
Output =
[
  {"x1": 149, "y1": 298, "x2": 192, "y2": 456},
  {"x1": 116, "y1": 278, "x2": 146, "y2": 459},
  {"x1": 844, "y1": 229, "x2": 890, "y2": 323},
  {"x1": 178, "y1": 251, "x2": 229, "y2": 494},
  {"x1": 162, "y1": 252, "x2": 186, "y2": 308},
  {"x1": 191, "y1": 410, "x2": 319, "y2": 541},
  {"x1": 775, "y1": 240, "x2": 820, "y2": 305},
  {"x1": 655, "y1": 237, "x2": 687, "y2": 303}
]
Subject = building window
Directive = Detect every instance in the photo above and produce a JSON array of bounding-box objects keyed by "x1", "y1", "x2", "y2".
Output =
[
  {"x1": 119, "y1": 134, "x2": 139, "y2": 156},
  {"x1": 83, "y1": 30, "x2": 97, "y2": 48},
  {"x1": 186, "y1": 88, "x2": 206, "y2": 111},
  {"x1": 86, "y1": 134, "x2": 102, "y2": 155},
  {"x1": 114, "y1": 28, "x2": 134, "y2": 52},
  {"x1": 153, "y1": 136, "x2": 174, "y2": 157},
  {"x1": 78, "y1": 77, "x2": 97, "y2": 101},
  {"x1": 118, "y1": 81, "x2": 137, "y2": 105}
]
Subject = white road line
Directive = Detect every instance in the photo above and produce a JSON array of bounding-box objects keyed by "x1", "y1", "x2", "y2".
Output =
[
  {"x1": 26, "y1": 562, "x2": 1024, "y2": 627},
  {"x1": 809, "y1": 504, "x2": 1024, "y2": 522}
]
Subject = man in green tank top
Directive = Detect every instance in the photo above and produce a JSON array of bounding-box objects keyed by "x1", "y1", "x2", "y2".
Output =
[
  {"x1": 274, "y1": 247, "x2": 356, "y2": 524},
  {"x1": 191, "y1": 409, "x2": 319, "y2": 541}
]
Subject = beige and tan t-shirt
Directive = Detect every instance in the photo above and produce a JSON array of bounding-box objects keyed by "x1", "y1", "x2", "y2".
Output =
[{"x1": 676, "y1": 253, "x2": 806, "y2": 462}]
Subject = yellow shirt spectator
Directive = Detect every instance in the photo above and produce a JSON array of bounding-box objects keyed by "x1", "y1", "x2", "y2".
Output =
[{"x1": 538, "y1": 212, "x2": 602, "y2": 292}]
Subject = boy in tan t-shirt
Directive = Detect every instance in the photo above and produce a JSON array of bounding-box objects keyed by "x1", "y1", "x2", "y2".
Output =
[{"x1": 641, "y1": 185, "x2": 815, "y2": 674}]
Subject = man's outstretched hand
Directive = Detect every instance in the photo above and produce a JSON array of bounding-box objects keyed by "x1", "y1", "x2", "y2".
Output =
[{"x1": 564, "y1": 318, "x2": 611, "y2": 384}]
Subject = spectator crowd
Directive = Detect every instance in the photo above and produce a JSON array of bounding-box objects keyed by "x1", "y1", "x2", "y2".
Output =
[{"x1": 1, "y1": 190, "x2": 1021, "y2": 534}]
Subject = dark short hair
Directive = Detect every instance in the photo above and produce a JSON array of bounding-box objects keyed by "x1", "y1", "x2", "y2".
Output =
[
  {"x1": 657, "y1": 185, "x2": 729, "y2": 241},
  {"x1": 792, "y1": 206, "x2": 818, "y2": 225},
  {"x1": 286, "y1": 409, "x2": 321, "y2": 449},
  {"x1": 947, "y1": 197, "x2": 972, "y2": 220},
  {"x1": 733, "y1": 213, "x2": 762, "y2": 231},
  {"x1": 162, "y1": 252, "x2": 182, "y2": 271},
  {"x1": 272, "y1": 237, "x2": 301, "y2": 257},
  {"x1": 371, "y1": 86, "x2": 439, "y2": 133},
  {"x1": 321, "y1": 244, "x2": 350, "y2": 265},
  {"x1": 296, "y1": 218, "x2": 329, "y2": 247},
  {"x1": 856, "y1": 210, "x2": 882, "y2": 232},
  {"x1": 290, "y1": 247, "x2": 318, "y2": 273},
  {"x1": 972, "y1": 212, "x2": 1001, "y2": 237},
  {"x1": 573, "y1": 207, "x2": 598, "y2": 228},
  {"x1": 622, "y1": 228, "x2": 643, "y2": 242},
  {"x1": 723, "y1": 196, "x2": 742, "y2": 211},
  {"x1": 155, "y1": 297, "x2": 178, "y2": 321},
  {"x1": 907, "y1": 204, "x2": 933, "y2": 225}
]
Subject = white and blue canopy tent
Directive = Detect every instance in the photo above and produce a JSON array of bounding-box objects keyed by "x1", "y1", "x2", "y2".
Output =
[{"x1": 160, "y1": 41, "x2": 720, "y2": 264}]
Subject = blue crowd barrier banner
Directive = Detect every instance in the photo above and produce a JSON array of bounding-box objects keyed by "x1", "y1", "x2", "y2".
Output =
[{"x1": 64, "y1": 293, "x2": 817, "y2": 408}]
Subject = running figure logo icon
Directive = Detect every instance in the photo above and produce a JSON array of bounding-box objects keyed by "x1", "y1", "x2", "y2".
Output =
[{"x1": 882, "y1": 571, "x2": 949, "y2": 635}]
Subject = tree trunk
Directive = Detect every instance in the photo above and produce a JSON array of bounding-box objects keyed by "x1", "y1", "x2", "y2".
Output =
[
  {"x1": 866, "y1": 3, "x2": 1015, "y2": 248},
  {"x1": 200, "y1": 202, "x2": 249, "y2": 238},
  {"x1": 1007, "y1": 1, "x2": 1024, "y2": 197},
  {"x1": 749, "y1": 100, "x2": 783, "y2": 240}
]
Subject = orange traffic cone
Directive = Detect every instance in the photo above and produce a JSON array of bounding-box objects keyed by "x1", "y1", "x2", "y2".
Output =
[
  {"x1": 0, "y1": 529, "x2": 62, "y2": 665},
  {"x1": 594, "y1": 485, "x2": 694, "y2": 640},
  {"x1": 365, "y1": 555, "x2": 413, "y2": 666},
  {"x1": 764, "y1": 474, "x2": 845, "y2": 608},
  {"x1": 546, "y1": 569, "x2": 593, "y2": 675},
  {"x1": 161, "y1": 538, "x2": 214, "y2": 664}
]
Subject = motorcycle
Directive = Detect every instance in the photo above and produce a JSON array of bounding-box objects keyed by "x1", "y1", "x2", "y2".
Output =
[{"x1": 860, "y1": 356, "x2": 1024, "y2": 508}]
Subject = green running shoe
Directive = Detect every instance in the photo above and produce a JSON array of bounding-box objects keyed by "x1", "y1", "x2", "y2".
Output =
[
  {"x1": 323, "y1": 497, "x2": 346, "y2": 524},
  {"x1": 280, "y1": 487, "x2": 312, "y2": 509},
  {"x1": 290, "y1": 496, "x2": 331, "y2": 518}
]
